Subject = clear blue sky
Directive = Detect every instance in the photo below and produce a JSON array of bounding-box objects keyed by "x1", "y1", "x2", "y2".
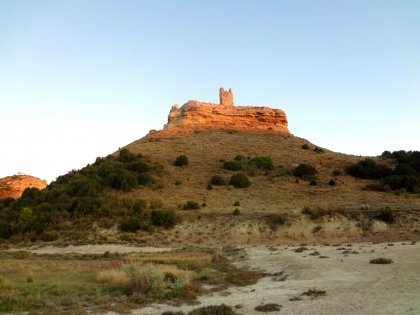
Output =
[{"x1": 1, "y1": 0, "x2": 419, "y2": 182}]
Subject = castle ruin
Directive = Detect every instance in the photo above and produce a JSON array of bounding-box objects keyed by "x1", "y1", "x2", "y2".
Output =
[{"x1": 219, "y1": 87, "x2": 234, "y2": 106}]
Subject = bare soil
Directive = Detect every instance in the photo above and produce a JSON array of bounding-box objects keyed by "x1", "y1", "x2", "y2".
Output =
[{"x1": 131, "y1": 242, "x2": 420, "y2": 315}]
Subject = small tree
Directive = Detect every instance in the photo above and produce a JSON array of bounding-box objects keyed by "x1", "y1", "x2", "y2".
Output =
[
  {"x1": 294, "y1": 163, "x2": 317, "y2": 178},
  {"x1": 223, "y1": 160, "x2": 242, "y2": 171},
  {"x1": 211, "y1": 175, "x2": 225, "y2": 185},
  {"x1": 229, "y1": 173, "x2": 251, "y2": 188},
  {"x1": 175, "y1": 155, "x2": 188, "y2": 166}
]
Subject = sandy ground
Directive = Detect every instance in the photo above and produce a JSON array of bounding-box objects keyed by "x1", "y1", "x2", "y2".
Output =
[{"x1": 129, "y1": 242, "x2": 420, "y2": 315}]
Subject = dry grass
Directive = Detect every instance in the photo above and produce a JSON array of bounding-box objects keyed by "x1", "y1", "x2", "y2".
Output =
[
  {"x1": 123, "y1": 251, "x2": 214, "y2": 270},
  {"x1": 97, "y1": 269, "x2": 129, "y2": 285}
]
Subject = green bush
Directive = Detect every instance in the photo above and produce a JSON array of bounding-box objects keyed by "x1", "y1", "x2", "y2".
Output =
[
  {"x1": 376, "y1": 206, "x2": 395, "y2": 223},
  {"x1": 302, "y1": 144, "x2": 310, "y2": 150},
  {"x1": 347, "y1": 158, "x2": 392, "y2": 179},
  {"x1": 233, "y1": 201, "x2": 240, "y2": 206},
  {"x1": 234, "y1": 155, "x2": 247, "y2": 161},
  {"x1": 248, "y1": 156, "x2": 273, "y2": 171},
  {"x1": 314, "y1": 147, "x2": 325, "y2": 153},
  {"x1": 223, "y1": 160, "x2": 242, "y2": 171},
  {"x1": 328, "y1": 179, "x2": 336, "y2": 186},
  {"x1": 183, "y1": 201, "x2": 201, "y2": 210},
  {"x1": 229, "y1": 173, "x2": 251, "y2": 188},
  {"x1": 120, "y1": 217, "x2": 141, "y2": 232},
  {"x1": 211, "y1": 175, "x2": 225, "y2": 185},
  {"x1": 0, "y1": 219, "x2": 11, "y2": 239},
  {"x1": 309, "y1": 180, "x2": 317, "y2": 186},
  {"x1": 175, "y1": 155, "x2": 188, "y2": 166},
  {"x1": 294, "y1": 163, "x2": 317, "y2": 178},
  {"x1": 151, "y1": 209, "x2": 177, "y2": 228},
  {"x1": 137, "y1": 172, "x2": 155, "y2": 185},
  {"x1": 207, "y1": 183, "x2": 213, "y2": 190},
  {"x1": 233, "y1": 209, "x2": 241, "y2": 215}
]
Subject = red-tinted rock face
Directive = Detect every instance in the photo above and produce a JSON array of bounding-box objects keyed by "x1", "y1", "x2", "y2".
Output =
[
  {"x1": 149, "y1": 88, "x2": 289, "y2": 137},
  {"x1": 0, "y1": 174, "x2": 47, "y2": 199}
]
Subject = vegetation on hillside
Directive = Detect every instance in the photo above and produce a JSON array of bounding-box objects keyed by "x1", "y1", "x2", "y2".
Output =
[
  {"x1": 0, "y1": 149, "x2": 174, "y2": 241},
  {"x1": 348, "y1": 151, "x2": 420, "y2": 192}
]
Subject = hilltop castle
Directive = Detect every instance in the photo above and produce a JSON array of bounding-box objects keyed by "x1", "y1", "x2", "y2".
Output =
[{"x1": 149, "y1": 88, "x2": 289, "y2": 137}]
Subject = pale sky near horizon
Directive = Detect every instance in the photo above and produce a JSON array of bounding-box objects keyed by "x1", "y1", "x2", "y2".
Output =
[{"x1": 1, "y1": 0, "x2": 419, "y2": 183}]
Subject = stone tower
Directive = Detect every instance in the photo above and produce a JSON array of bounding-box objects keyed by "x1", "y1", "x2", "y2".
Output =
[{"x1": 219, "y1": 87, "x2": 234, "y2": 106}]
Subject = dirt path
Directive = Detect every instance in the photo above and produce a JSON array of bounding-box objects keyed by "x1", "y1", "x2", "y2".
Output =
[{"x1": 132, "y1": 242, "x2": 420, "y2": 315}]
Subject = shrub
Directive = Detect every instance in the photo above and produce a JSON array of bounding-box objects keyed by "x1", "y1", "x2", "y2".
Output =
[
  {"x1": 120, "y1": 217, "x2": 141, "y2": 232},
  {"x1": 211, "y1": 175, "x2": 225, "y2": 186},
  {"x1": 0, "y1": 219, "x2": 11, "y2": 239},
  {"x1": 376, "y1": 206, "x2": 395, "y2": 223},
  {"x1": 294, "y1": 163, "x2": 317, "y2": 178},
  {"x1": 19, "y1": 207, "x2": 33, "y2": 223},
  {"x1": 309, "y1": 180, "x2": 317, "y2": 186},
  {"x1": 370, "y1": 258, "x2": 393, "y2": 264},
  {"x1": 233, "y1": 201, "x2": 240, "y2": 206},
  {"x1": 188, "y1": 304, "x2": 237, "y2": 315},
  {"x1": 267, "y1": 213, "x2": 286, "y2": 228},
  {"x1": 183, "y1": 201, "x2": 201, "y2": 210},
  {"x1": 118, "y1": 149, "x2": 138, "y2": 163},
  {"x1": 207, "y1": 183, "x2": 213, "y2": 190},
  {"x1": 255, "y1": 304, "x2": 282, "y2": 312},
  {"x1": 302, "y1": 144, "x2": 310, "y2": 150},
  {"x1": 137, "y1": 172, "x2": 155, "y2": 185},
  {"x1": 229, "y1": 173, "x2": 251, "y2": 188},
  {"x1": 302, "y1": 206, "x2": 334, "y2": 219},
  {"x1": 248, "y1": 156, "x2": 273, "y2": 171},
  {"x1": 233, "y1": 209, "x2": 241, "y2": 216},
  {"x1": 223, "y1": 160, "x2": 242, "y2": 171},
  {"x1": 151, "y1": 209, "x2": 177, "y2": 228},
  {"x1": 314, "y1": 147, "x2": 325, "y2": 153},
  {"x1": 132, "y1": 199, "x2": 147, "y2": 214},
  {"x1": 302, "y1": 288, "x2": 327, "y2": 298},
  {"x1": 347, "y1": 158, "x2": 392, "y2": 179},
  {"x1": 175, "y1": 155, "x2": 188, "y2": 166},
  {"x1": 332, "y1": 169, "x2": 341, "y2": 176},
  {"x1": 234, "y1": 155, "x2": 247, "y2": 161},
  {"x1": 328, "y1": 179, "x2": 336, "y2": 186}
]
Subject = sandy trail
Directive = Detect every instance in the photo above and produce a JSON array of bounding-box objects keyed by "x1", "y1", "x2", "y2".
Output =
[
  {"x1": 132, "y1": 242, "x2": 420, "y2": 315},
  {"x1": 6, "y1": 244, "x2": 172, "y2": 255}
]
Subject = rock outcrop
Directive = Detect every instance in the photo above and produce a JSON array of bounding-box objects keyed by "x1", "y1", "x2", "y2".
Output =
[
  {"x1": 149, "y1": 88, "x2": 289, "y2": 137},
  {"x1": 0, "y1": 174, "x2": 47, "y2": 199}
]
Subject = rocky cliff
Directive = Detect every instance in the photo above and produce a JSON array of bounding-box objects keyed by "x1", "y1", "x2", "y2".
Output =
[
  {"x1": 148, "y1": 88, "x2": 289, "y2": 137},
  {"x1": 0, "y1": 174, "x2": 47, "y2": 199}
]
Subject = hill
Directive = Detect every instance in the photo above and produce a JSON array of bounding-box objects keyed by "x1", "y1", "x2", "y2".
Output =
[{"x1": 0, "y1": 88, "x2": 419, "y2": 245}]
